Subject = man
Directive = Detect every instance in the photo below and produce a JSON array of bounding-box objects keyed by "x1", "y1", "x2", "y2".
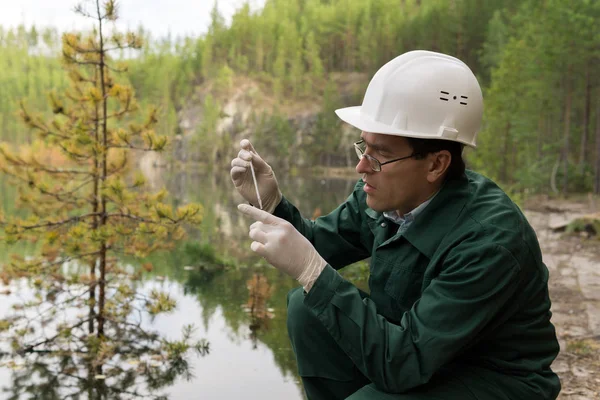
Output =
[{"x1": 230, "y1": 50, "x2": 560, "y2": 399}]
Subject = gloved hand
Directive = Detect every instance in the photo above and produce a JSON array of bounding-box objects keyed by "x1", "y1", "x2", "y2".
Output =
[
  {"x1": 238, "y1": 204, "x2": 327, "y2": 292},
  {"x1": 230, "y1": 139, "x2": 282, "y2": 214}
]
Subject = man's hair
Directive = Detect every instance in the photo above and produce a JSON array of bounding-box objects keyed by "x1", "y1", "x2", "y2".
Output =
[{"x1": 405, "y1": 138, "x2": 465, "y2": 180}]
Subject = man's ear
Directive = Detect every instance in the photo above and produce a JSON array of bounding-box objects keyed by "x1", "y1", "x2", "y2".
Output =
[{"x1": 426, "y1": 151, "x2": 451, "y2": 183}]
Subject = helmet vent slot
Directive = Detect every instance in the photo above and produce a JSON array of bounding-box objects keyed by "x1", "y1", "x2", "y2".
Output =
[{"x1": 440, "y1": 91, "x2": 468, "y2": 105}]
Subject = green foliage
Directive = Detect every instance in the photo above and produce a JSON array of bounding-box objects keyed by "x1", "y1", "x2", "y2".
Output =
[
  {"x1": 0, "y1": 0, "x2": 598, "y2": 197},
  {"x1": 181, "y1": 241, "x2": 235, "y2": 268},
  {"x1": 0, "y1": 26, "x2": 67, "y2": 144},
  {"x1": 0, "y1": 319, "x2": 12, "y2": 331},
  {"x1": 565, "y1": 217, "x2": 600, "y2": 237},
  {"x1": 252, "y1": 110, "x2": 296, "y2": 164},
  {"x1": 146, "y1": 289, "x2": 177, "y2": 315},
  {"x1": 471, "y1": 0, "x2": 600, "y2": 193},
  {"x1": 215, "y1": 64, "x2": 234, "y2": 92},
  {"x1": 306, "y1": 79, "x2": 346, "y2": 166},
  {"x1": 182, "y1": 0, "x2": 598, "y2": 193},
  {"x1": 194, "y1": 93, "x2": 223, "y2": 163},
  {"x1": 566, "y1": 339, "x2": 594, "y2": 355}
]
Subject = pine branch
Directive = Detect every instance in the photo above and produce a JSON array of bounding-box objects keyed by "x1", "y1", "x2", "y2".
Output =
[
  {"x1": 41, "y1": 178, "x2": 95, "y2": 199},
  {"x1": 62, "y1": 51, "x2": 102, "y2": 67},
  {"x1": 21, "y1": 276, "x2": 121, "y2": 328},
  {"x1": 107, "y1": 212, "x2": 176, "y2": 224},
  {"x1": 73, "y1": 4, "x2": 96, "y2": 19},
  {"x1": 13, "y1": 252, "x2": 104, "y2": 273},
  {"x1": 17, "y1": 213, "x2": 101, "y2": 229},
  {"x1": 19, "y1": 104, "x2": 67, "y2": 138},
  {"x1": 104, "y1": 63, "x2": 128, "y2": 73},
  {"x1": 106, "y1": 164, "x2": 128, "y2": 178},
  {"x1": 88, "y1": 104, "x2": 136, "y2": 123},
  {"x1": 19, "y1": 317, "x2": 92, "y2": 354},
  {"x1": 106, "y1": 212, "x2": 162, "y2": 224},
  {"x1": 105, "y1": 316, "x2": 158, "y2": 341},
  {"x1": 20, "y1": 298, "x2": 84, "y2": 334},
  {"x1": 17, "y1": 104, "x2": 72, "y2": 141},
  {"x1": 64, "y1": 41, "x2": 139, "y2": 59},
  {"x1": 28, "y1": 196, "x2": 83, "y2": 211},
  {"x1": 110, "y1": 145, "x2": 158, "y2": 152},
  {"x1": 56, "y1": 142, "x2": 92, "y2": 161},
  {"x1": 32, "y1": 166, "x2": 95, "y2": 177},
  {"x1": 5, "y1": 173, "x2": 90, "y2": 207},
  {"x1": 60, "y1": 368, "x2": 164, "y2": 400}
]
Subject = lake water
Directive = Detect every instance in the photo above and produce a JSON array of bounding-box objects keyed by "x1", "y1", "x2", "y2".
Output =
[{"x1": 0, "y1": 167, "x2": 361, "y2": 399}]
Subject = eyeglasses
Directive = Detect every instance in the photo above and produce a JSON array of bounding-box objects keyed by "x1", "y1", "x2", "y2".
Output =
[{"x1": 353, "y1": 139, "x2": 415, "y2": 172}]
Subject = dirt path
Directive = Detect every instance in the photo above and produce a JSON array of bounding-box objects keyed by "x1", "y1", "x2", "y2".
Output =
[{"x1": 525, "y1": 201, "x2": 600, "y2": 399}]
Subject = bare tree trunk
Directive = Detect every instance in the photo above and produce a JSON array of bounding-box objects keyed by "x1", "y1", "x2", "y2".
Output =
[
  {"x1": 562, "y1": 69, "x2": 572, "y2": 194},
  {"x1": 512, "y1": 142, "x2": 518, "y2": 185},
  {"x1": 501, "y1": 121, "x2": 511, "y2": 182},
  {"x1": 89, "y1": 67, "x2": 100, "y2": 335},
  {"x1": 579, "y1": 62, "x2": 592, "y2": 173},
  {"x1": 537, "y1": 113, "x2": 544, "y2": 159},
  {"x1": 97, "y1": 0, "x2": 108, "y2": 338},
  {"x1": 449, "y1": 0, "x2": 464, "y2": 60},
  {"x1": 595, "y1": 87, "x2": 600, "y2": 194},
  {"x1": 551, "y1": 157, "x2": 560, "y2": 194}
]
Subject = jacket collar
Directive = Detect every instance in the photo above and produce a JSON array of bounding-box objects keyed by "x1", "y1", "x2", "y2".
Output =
[
  {"x1": 403, "y1": 174, "x2": 470, "y2": 259},
  {"x1": 365, "y1": 207, "x2": 380, "y2": 220}
]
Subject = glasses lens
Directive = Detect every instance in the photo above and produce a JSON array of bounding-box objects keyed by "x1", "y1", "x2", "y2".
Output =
[
  {"x1": 354, "y1": 147, "x2": 362, "y2": 161},
  {"x1": 354, "y1": 142, "x2": 364, "y2": 160},
  {"x1": 369, "y1": 155, "x2": 381, "y2": 172},
  {"x1": 354, "y1": 141, "x2": 381, "y2": 171}
]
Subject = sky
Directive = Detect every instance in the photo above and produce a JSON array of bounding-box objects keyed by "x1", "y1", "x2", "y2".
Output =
[{"x1": 0, "y1": 0, "x2": 266, "y2": 38}]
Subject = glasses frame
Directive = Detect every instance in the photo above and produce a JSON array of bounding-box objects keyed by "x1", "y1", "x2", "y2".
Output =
[{"x1": 353, "y1": 139, "x2": 415, "y2": 172}]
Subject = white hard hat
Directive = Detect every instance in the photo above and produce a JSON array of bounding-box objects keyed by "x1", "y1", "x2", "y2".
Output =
[{"x1": 335, "y1": 50, "x2": 483, "y2": 147}]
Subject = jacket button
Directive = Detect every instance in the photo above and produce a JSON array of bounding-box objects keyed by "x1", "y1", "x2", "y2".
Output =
[{"x1": 381, "y1": 222, "x2": 387, "y2": 227}]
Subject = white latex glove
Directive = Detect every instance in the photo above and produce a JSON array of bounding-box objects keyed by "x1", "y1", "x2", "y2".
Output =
[
  {"x1": 238, "y1": 204, "x2": 327, "y2": 292},
  {"x1": 231, "y1": 139, "x2": 282, "y2": 214}
]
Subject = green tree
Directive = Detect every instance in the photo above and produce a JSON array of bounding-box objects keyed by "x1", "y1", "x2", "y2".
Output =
[
  {"x1": 473, "y1": 0, "x2": 599, "y2": 193},
  {"x1": 196, "y1": 93, "x2": 222, "y2": 163},
  {"x1": 306, "y1": 79, "x2": 344, "y2": 166}
]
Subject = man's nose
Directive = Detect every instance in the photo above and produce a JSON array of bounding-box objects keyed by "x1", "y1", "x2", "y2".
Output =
[{"x1": 355, "y1": 155, "x2": 371, "y2": 175}]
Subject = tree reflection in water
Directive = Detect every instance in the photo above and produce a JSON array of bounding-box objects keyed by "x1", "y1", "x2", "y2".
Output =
[
  {"x1": 0, "y1": 287, "x2": 209, "y2": 400},
  {"x1": 245, "y1": 273, "x2": 274, "y2": 349},
  {"x1": 0, "y1": 171, "x2": 358, "y2": 398}
]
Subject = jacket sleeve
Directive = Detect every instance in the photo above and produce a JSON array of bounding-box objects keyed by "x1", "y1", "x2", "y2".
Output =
[
  {"x1": 273, "y1": 180, "x2": 370, "y2": 270},
  {"x1": 303, "y1": 239, "x2": 522, "y2": 393}
]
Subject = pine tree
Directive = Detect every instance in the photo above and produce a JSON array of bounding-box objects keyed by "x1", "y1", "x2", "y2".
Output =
[{"x1": 0, "y1": 1, "x2": 206, "y2": 393}]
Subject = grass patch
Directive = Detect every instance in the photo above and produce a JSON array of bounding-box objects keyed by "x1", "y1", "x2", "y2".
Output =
[
  {"x1": 566, "y1": 339, "x2": 595, "y2": 356},
  {"x1": 182, "y1": 242, "x2": 237, "y2": 269}
]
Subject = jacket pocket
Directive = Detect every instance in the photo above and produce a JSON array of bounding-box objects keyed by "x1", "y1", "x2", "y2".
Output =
[{"x1": 382, "y1": 248, "x2": 427, "y2": 313}]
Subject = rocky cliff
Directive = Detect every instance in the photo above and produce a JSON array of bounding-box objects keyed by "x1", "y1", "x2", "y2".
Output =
[{"x1": 172, "y1": 72, "x2": 369, "y2": 168}]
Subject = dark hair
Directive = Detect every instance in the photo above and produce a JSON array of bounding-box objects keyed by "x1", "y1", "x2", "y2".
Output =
[{"x1": 405, "y1": 138, "x2": 465, "y2": 180}]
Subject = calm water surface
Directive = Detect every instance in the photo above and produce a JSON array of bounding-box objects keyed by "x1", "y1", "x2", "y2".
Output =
[{"x1": 0, "y1": 167, "x2": 359, "y2": 399}]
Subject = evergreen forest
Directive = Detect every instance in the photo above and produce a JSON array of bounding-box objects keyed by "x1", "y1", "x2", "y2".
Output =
[{"x1": 0, "y1": 0, "x2": 598, "y2": 193}]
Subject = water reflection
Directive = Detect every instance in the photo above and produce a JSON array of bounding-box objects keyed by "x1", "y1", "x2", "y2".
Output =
[
  {"x1": 0, "y1": 279, "x2": 208, "y2": 400},
  {"x1": 0, "y1": 168, "x2": 360, "y2": 399},
  {"x1": 161, "y1": 255, "x2": 302, "y2": 384},
  {"x1": 245, "y1": 273, "x2": 275, "y2": 349}
]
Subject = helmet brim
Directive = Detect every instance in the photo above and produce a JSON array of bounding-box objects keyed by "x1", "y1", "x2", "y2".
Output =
[{"x1": 335, "y1": 106, "x2": 476, "y2": 148}]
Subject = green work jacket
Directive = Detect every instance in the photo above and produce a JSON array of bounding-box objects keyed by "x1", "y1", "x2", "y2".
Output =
[{"x1": 274, "y1": 170, "x2": 560, "y2": 399}]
